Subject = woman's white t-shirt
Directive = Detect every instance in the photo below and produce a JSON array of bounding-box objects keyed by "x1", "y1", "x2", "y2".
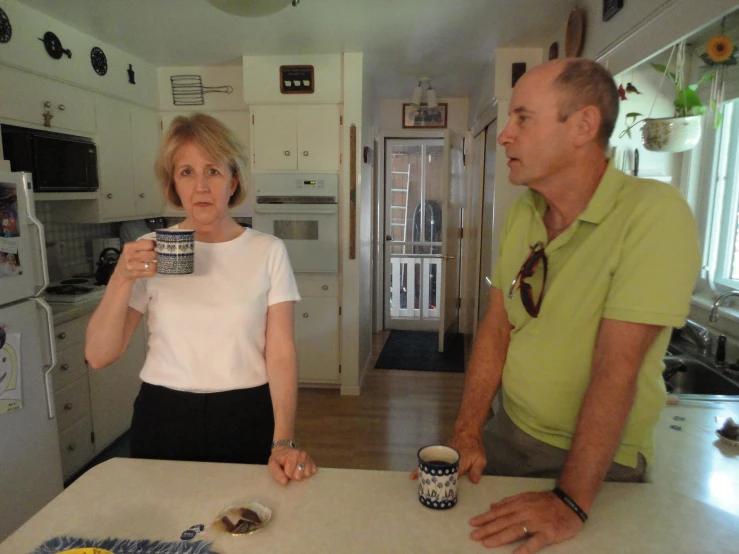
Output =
[{"x1": 128, "y1": 228, "x2": 301, "y2": 393}]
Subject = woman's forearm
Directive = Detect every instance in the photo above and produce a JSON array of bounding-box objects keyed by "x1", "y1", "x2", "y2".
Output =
[
  {"x1": 267, "y1": 352, "x2": 299, "y2": 443},
  {"x1": 85, "y1": 272, "x2": 136, "y2": 368}
]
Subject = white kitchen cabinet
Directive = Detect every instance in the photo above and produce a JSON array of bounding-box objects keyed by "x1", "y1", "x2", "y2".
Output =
[
  {"x1": 160, "y1": 110, "x2": 253, "y2": 217},
  {"x1": 130, "y1": 106, "x2": 164, "y2": 217},
  {"x1": 294, "y1": 275, "x2": 340, "y2": 384},
  {"x1": 0, "y1": 64, "x2": 96, "y2": 134},
  {"x1": 95, "y1": 95, "x2": 136, "y2": 220},
  {"x1": 88, "y1": 324, "x2": 145, "y2": 452},
  {"x1": 52, "y1": 313, "x2": 144, "y2": 480},
  {"x1": 251, "y1": 105, "x2": 340, "y2": 173}
]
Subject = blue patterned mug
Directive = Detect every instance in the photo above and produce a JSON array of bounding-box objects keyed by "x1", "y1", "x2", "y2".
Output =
[
  {"x1": 417, "y1": 445, "x2": 460, "y2": 510},
  {"x1": 155, "y1": 229, "x2": 195, "y2": 275}
]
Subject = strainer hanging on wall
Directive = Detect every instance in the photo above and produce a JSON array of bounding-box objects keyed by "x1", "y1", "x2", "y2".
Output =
[{"x1": 170, "y1": 75, "x2": 234, "y2": 106}]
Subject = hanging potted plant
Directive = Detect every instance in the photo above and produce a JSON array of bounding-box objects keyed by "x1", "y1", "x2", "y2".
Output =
[{"x1": 618, "y1": 42, "x2": 714, "y2": 153}]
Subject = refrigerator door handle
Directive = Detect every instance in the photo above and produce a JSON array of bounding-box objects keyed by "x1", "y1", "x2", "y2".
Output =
[
  {"x1": 34, "y1": 297, "x2": 58, "y2": 420},
  {"x1": 19, "y1": 172, "x2": 50, "y2": 295}
]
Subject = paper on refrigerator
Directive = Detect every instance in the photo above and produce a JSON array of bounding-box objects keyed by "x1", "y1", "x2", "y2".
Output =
[{"x1": 0, "y1": 330, "x2": 22, "y2": 415}]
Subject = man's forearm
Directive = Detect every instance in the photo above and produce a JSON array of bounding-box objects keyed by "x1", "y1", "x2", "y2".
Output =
[
  {"x1": 557, "y1": 366, "x2": 638, "y2": 512},
  {"x1": 454, "y1": 289, "x2": 511, "y2": 437}
]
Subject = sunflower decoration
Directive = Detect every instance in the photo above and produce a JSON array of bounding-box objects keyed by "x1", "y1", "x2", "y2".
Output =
[{"x1": 700, "y1": 35, "x2": 737, "y2": 66}]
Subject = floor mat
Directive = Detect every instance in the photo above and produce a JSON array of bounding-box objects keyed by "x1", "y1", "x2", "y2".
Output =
[{"x1": 374, "y1": 330, "x2": 465, "y2": 373}]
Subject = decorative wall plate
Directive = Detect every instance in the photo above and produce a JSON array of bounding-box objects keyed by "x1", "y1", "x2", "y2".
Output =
[
  {"x1": 39, "y1": 31, "x2": 72, "y2": 59},
  {"x1": 564, "y1": 6, "x2": 585, "y2": 57},
  {"x1": 90, "y1": 46, "x2": 108, "y2": 76},
  {"x1": 0, "y1": 7, "x2": 12, "y2": 44}
]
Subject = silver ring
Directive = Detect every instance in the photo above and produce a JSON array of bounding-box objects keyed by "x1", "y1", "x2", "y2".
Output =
[
  {"x1": 144, "y1": 262, "x2": 150, "y2": 271},
  {"x1": 296, "y1": 463, "x2": 305, "y2": 471},
  {"x1": 522, "y1": 525, "x2": 529, "y2": 536}
]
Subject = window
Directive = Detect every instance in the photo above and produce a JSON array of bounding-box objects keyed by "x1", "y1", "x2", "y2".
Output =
[{"x1": 706, "y1": 98, "x2": 739, "y2": 288}]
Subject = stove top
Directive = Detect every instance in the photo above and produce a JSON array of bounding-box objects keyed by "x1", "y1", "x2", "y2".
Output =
[{"x1": 44, "y1": 277, "x2": 105, "y2": 304}]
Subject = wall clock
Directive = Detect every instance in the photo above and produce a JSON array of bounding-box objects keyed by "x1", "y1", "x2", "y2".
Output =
[
  {"x1": 39, "y1": 31, "x2": 72, "y2": 59},
  {"x1": 564, "y1": 6, "x2": 586, "y2": 58},
  {"x1": 90, "y1": 46, "x2": 108, "y2": 76},
  {"x1": 0, "y1": 7, "x2": 12, "y2": 44}
]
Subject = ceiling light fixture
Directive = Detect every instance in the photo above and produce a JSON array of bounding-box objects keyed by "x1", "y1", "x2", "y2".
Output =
[
  {"x1": 205, "y1": 0, "x2": 300, "y2": 17},
  {"x1": 410, "y1": 77, "x2": 439, "y2": 109}
]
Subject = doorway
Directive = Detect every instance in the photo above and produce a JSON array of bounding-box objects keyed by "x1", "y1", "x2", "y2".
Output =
[{"x1": 383, "y1": 138, "x2": 445, "y2": 332}]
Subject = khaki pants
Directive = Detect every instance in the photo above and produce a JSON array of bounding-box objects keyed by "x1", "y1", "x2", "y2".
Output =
[{"x1": 482, "y1": 406, "x2": 647, "y2": 483}]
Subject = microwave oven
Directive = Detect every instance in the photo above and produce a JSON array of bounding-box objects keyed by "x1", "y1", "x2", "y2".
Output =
[{"x1": 0, "y1": 124, "x2": 99, "y2": 192}]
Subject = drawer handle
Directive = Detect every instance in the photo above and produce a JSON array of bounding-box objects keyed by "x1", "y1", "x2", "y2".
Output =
[
  {"x1": 61, "y1": 363, "x2": 70, "y2": 371},
  {"x1": 322, "y1": 285, "x2": 328, "y2": 290},
  {"x1": 303, "y1": 151, "x2": 309, "y2": 156},
  {"x1": 139, "y1": 193, "x2": 145, "y2": 198},
  {"x1": 64, "y1": 402, "x2": 73, "y2": 411},
  {"x1": 284, "y1": 150, "x2": 291, "y2": 156},
  {"x1": 107, "y1": 193, "x2": 114, "y2": 199},
  {"x1": 57, "y1": 332, "x2": 67, "y2": 340},
  {"x1": 303, "y1": 313, "x2": 309, "y2": 318},
  {"x1": 58, "y1": 104, "x2": 65, "y2": 111},
  {"x1": 67, "y1": 444, "x2": 77, "y2": 452}
]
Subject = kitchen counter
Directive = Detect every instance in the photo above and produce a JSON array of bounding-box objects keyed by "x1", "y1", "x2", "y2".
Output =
[
  {"x1": 652, "y1": 401, "x2": 739, "y2": 517},
  {"x1": 48, "y1": 296, "x2": 102, "y2": 326},
  {"x1": 1, "y1": 458, "x2": 738, "y2": 554}
]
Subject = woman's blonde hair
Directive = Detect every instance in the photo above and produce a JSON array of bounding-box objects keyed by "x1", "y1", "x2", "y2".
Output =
[{"x1": 155, "y1": 113, "x2": 248, "y2": 208}]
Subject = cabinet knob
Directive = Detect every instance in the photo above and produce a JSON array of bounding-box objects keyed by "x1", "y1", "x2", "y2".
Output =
[
  {"x1": 139, "y1": 193, "x2": 145, "y2": 198},
  {"x1": 57, "y1": 332, "x2": 67, "y2": 340},
  {"x1": 64, "y1": 402, "x2": 73, "y2": 411},
  {"x1": 58, "y1": 104, "x2": 65, "y2": 111},
  {"x1": 303, "y1": 313, "x2": 309, "y2": 318},
  {"x1": 44, "y1": 101, "x2": 51, "y2": 108},
  {"x1": 107, "y1": 193, "x2": 113, "y2": 199},
  {"x1": 61, "y1": 363, "x2": 70, "y2": 371},
  {"x1": 322, "y1": 285, "x2": 328, "y2": 290},
  {"x1": 303, "y1": 151, "x2": 309, "y2": 156},
  {"x1": 284, "y1": 150, "x2": 291, "y2": 156},
  {"x1": 67, "y1": 444, "x2": 77, "y2": 452}
]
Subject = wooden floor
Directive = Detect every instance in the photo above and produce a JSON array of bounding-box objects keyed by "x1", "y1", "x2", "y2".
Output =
[{"x1": 294, "y1": 331, "x2": 466, "y2": 472}]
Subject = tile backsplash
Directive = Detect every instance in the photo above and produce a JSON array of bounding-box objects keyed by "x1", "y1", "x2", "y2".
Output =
[{"x1": 36, "y1": 201, "x2": 119, "y2": 275}]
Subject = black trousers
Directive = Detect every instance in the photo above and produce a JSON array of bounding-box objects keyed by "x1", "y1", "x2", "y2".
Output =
[{"x1": 130, "y1": 382, "x2": 274, "y2": 464}]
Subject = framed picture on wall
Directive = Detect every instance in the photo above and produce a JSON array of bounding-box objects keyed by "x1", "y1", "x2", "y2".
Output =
[{"x1": 402, "y1": 103, "x2": 448, "y2": 129}]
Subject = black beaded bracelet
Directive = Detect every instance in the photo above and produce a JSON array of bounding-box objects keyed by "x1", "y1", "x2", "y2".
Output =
[{"x1": 552, "y1": 486, "x2": 588, "y2": 523}]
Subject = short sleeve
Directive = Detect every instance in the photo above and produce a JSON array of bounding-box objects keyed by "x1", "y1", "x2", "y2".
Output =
[
  {"x1": 128, "y1": 278, "x2": 149, "y2": 314},
  {"x1": 266, "y1": 239, "x2": 302, "y2": 306},
  {"x1": 603, "y1": 193, "x2": 701, "y2": 327}
]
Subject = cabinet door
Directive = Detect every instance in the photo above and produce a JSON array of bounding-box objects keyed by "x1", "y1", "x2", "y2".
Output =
[
  {"x1": 294, "y1": 296, "x2": 340, "y2": 383},
  {"x1": 131, "y1": 106, "x2": 164, "y2": 217},
  {"x1": 252, "y1": 106, "x2": 297, "y2": 171},
  {"x1": 96, "y1": 95, "x2": 136, "y2": 220},
  {"x1": 88, "y1": 325, "x2": 146, "y2": 451},
  {"x1": 0, "y1": 65, "x2": 96, "y2": 134},
  {"x1": 297, "y1": 106, "x2": 341, "y2": 172}
]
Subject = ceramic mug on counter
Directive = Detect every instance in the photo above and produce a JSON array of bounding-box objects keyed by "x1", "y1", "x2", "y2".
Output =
[
  {"x1": 417, "y1": 445, "x2": 460, "y2": 510},
  {"x1": 155, "y1": 229, "x2": 195, "y2": 275}
]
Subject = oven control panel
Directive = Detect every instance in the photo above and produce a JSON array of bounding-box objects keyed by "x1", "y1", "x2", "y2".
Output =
[{"x1": 254, "y1": 173, "x2": 339, "y2": 198}]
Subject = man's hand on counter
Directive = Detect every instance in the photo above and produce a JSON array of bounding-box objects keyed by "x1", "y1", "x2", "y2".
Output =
[
  {"x1": 408, "y1": 432, "x2": 487, "y2": 483},
  {"x1": 268, "y1": 446, "x2": 317, "y2": 485},
  {"x1": 469, "y1": 490, "x2": 584, "y2": 553}
]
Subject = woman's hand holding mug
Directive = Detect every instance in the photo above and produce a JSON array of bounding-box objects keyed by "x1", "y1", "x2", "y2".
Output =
[{"x1": 115, "y1": 239, "x2": 157, "y2": 282}]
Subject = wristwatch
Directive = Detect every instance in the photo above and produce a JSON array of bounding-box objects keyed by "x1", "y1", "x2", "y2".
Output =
[{"x1": 271, "y1": 439, "x2": 296, "y2": 449}]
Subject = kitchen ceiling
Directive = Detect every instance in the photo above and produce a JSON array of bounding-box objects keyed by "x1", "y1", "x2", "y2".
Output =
[{"x1": 16, "y1": 0, "x2": 572, "y2": 98}]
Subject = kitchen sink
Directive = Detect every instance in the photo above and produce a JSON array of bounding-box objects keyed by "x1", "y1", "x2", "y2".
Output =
[{"x1": 663, "y1": 356, "x2": 739, "y2": 396}]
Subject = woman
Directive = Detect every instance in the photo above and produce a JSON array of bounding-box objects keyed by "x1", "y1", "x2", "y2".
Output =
[{"x1": 85, "y1": 113, "x2": 316, "y2": 485}]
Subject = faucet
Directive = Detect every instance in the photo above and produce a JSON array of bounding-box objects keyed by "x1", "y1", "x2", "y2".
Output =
[
  {"x1": 681, "y1": 318, "x2": 712, "y2": 356},
  {"x1": 709, "y1": 290, "x2": 739, "y2": 322}
]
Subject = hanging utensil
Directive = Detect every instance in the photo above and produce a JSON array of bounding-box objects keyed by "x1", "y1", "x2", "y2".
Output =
[
  {"x1": 633, "y1": 148, "x2": 639, "y2": 177},
  {"x1": 170, "y1": 75, "x2": 233, "y2": 106},
  {"x1": 38, "y1": 31, "x2": 71, "y2": 59}
]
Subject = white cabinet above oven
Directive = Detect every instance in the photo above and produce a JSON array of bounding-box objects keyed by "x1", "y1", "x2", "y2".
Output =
[{"x1": 251, "y1": 105, "x2": 341, "y2": 173}]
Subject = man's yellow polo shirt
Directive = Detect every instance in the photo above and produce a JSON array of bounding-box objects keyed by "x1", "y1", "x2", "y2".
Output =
[{"x1": 491, "y1": 161, "x2": 701, "y2": 468}]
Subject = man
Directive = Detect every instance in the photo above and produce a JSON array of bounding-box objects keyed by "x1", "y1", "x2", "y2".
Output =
[{"x1": 449, "y1": 59, "x2": 700, "y2": 551}]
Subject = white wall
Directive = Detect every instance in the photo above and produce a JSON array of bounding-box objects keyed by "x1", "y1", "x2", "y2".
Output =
[
  {"x1": 0, "y1": 0, "x2": 158, "y2": 108},
  {"x1": 378, "y1": 98, "x2": 469, "y2": 136}
]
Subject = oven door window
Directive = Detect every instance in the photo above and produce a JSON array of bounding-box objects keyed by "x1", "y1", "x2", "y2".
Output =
[{"x1": 273, "y1": 220, "x2": 319, "y2": 241}]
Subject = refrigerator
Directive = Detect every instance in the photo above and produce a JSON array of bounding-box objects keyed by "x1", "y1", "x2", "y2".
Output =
[{"x1": 0, "y1": 170, "x2": 63, "y2": 541}]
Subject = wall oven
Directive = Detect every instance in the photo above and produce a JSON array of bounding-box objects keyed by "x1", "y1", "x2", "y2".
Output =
[{"x1": 253, "y1": 174, "x2": 339, "y2": 273}]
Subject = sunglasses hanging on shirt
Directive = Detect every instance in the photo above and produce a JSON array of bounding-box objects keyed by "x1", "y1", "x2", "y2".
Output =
[{"x1": 508, "y1": 242, "x2": 548, "y2": 318}]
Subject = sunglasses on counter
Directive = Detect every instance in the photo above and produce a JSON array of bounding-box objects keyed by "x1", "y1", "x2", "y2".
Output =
[{"x1": 508, "y1": 241, "x2": 548, "y2": 318}]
